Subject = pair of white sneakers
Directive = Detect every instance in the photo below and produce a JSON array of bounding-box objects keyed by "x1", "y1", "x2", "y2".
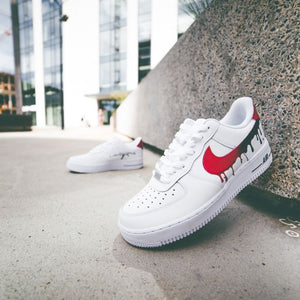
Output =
[{"x1": 66, "y1": 97, "x2": 272, "y2": 248}]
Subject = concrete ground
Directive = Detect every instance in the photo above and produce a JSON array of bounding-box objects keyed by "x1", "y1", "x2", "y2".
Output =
[{"x1": 0, "y1": 127, "x2": 299, "y2": 300}]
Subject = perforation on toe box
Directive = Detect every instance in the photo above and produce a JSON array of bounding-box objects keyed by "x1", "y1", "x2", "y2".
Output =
[{"x1": 124, "y1": 183, "x2": 184, "y2": 214}]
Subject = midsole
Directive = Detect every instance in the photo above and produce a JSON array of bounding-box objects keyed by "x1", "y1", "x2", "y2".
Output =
[{"x1": 67, "y1": 159, "x2": 143, "y2": 172}]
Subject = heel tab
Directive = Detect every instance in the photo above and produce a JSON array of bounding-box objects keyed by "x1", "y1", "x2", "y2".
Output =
[
  {"x1": 134, "y1": 137, "x2": 143, "y2": 149},
  {"x1": 252, "y1": 104, "x2": 260, "y2": 120}
]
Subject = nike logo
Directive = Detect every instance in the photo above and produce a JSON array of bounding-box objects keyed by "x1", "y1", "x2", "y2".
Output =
[
  {"x1": 251, "y1": 152, "x2": 271, "y2": 173},
  {"x1": 111, "y1": 152, "x2": 136, "y2": 160},
  {"x1": 203, "y1": 107, "x2": 262, "y2": 183}
]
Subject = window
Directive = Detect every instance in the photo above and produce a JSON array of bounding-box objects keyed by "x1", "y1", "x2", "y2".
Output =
[
  {"x1": 138, "y1": 0, "x2": 151, "y2": 42},
  {"x1": 18, "y1": 0, "x2": 35, "y2": 106},
  {"x1": 99, "y1": 0, "x2": 127, "y2": 93},
  {"x1": 42, "y1": 0, "x2": 62, "y2": 127}
]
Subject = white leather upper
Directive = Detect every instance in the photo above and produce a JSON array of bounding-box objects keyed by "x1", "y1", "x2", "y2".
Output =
[
  {"x1": 119, "y1": 97, "x2": 267, "y2": 232},
  {"x1": 67, "y1": 137, "x2": 143, "y2": 166}
]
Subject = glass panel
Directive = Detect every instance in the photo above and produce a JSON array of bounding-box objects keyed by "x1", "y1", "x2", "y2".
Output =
[
  {"x1": 100, "y1": 62, "x2": 112, "y2": 86},
  {"x1": 99, "y1": 0, "x2": 127, "y2": 93},
  {"x1": 138, "y1": 40, "x2": 151, "y2": 82},
  {"x1": 137, "y1": 0, "x2": 151, "y2": 82},
  {"x1": 100, "y1": 31, "x2": 113, "y2": 56},
  {"x1": 120, "y1": 59, "x2": 126, "y2": 85},
  {"x1": 18, "y1": 0, "x2": 35, "y2": 105},
  {"x1": 42, "y1": 0, "x2": 62, "y2": 127},
  {"x1": 119, "y1": 26, "x2": 126, "y2": 53},
  {"x1": 100, "y1": 0, "x2": 114, "y2": 26},
  {"x1": 138, "y1": 0, "x2": 151, "y2": 42}
]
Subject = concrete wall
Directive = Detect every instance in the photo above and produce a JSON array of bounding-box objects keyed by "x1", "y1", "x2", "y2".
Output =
[{"x1": 116, "y1": 0, "x2": 299, "y2": 200}]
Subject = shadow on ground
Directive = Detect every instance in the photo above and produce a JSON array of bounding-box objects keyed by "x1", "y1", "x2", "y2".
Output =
[{"x1": 113, "y1": 191, "x2": 300, "y2": 299}]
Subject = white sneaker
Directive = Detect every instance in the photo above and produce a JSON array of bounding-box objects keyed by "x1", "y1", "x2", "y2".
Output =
[
  {"x1": 66, "y1": 137, "x2": 143, "y2": 173},
  {"x1": 118, "y1": 97, "x2": 272, "y2": 247}
]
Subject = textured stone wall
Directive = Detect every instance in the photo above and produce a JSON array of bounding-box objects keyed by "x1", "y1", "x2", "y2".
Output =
[{"x1": 116, "y1": 0, "x2": 299, "y2": 200}]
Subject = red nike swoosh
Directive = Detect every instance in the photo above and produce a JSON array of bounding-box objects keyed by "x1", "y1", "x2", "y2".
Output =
[
  {"x1": 203, "y1": 144, "x2": 241, "y2": 179},
  {"x1": 203, "y1": 107, "x2": 261, "y2": 182}
]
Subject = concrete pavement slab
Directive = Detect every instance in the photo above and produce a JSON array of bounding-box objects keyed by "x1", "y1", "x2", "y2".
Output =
[{"x1": 0, "y1": 134, "x2": 299, "y2": 299}]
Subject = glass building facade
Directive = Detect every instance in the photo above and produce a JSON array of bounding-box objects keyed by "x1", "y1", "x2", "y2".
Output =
[
  {"x1": 98, "y1": 0, "x2": 195, "y2": 91},
  {"x1": 17, "y1": 0, "x2": 62, "y2": 126},
  {"x1": 14, "y1": 0, "x2": 200, "y2": 127},
  {"x1": 18, "y1": 0, "x2": 36, "y2": 123},
  {"x1": 99, "y1": 0, "x2": 127, "y2": 94},
  {"x1": 42, "y1": 0, "x2": 62, "y2": 127},
  {"x1": 138, "y1": 0, "x2": 151, "y2": 82}
]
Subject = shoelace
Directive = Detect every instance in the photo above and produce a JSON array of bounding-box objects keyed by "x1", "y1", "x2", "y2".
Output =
[{"x1": 153, "y1": 119, "x2": 209, "y2": 184}]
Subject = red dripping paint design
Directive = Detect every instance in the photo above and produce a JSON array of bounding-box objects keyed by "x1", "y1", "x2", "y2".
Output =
[{"x1": 203, "y1": 106, "x2": 263, "y2": 183}]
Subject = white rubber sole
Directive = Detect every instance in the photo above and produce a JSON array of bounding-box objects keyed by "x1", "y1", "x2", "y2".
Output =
[
  {"x1": 119, "y1": 141, "x2": 272, "y2": 248},
  {"x1": 66, "y1": 160, "x2": 143, "y2": 173}
]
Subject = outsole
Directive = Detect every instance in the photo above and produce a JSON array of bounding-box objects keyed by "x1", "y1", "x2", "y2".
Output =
[
  {"x1": 120, "y1": 146, "x2": 273, "y2": 248},
  {"x1": 66, "y1": 161, "x2": 143, "y2": 173}
]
